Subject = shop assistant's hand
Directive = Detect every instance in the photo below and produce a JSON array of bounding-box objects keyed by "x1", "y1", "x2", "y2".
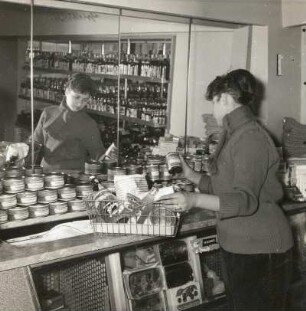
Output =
[
  {"x1": 6, "y1": 143, "x2": 29, "y2": 162},
  {"x1": 157, "y1": 192, "x2": 195, "y2": 213}
]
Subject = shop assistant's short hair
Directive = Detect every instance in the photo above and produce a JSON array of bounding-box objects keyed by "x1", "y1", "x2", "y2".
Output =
[
  {"x1": 66, "y1": 73, "x2": 96, "y2": 96},
  {"x1": 206, "y1": 69, "x2": 257, "y2": 107}
]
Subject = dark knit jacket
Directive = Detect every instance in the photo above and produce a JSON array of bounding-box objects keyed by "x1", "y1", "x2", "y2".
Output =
[
  {"x1": 32, "y1": 99, "x2": 105, "y2": 172},
  {"x1": 199, "y1": 106, "x2": 293, "y2": 254}
]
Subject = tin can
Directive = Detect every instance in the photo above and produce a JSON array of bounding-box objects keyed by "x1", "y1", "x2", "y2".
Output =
[
  {"x1": 3, "y1": 178, "x2": 25, "y2": 193},
  {"x1": 0, "y1": 210, "x2": 8, "y2": 223},
  {"x1": 166, "y1": 152, "x2": 182, "y2": 175},
  {"x1": 84, "y1": 161, "x2": 102, "y2": 175},
  {"x1": 17, "y1": 191, "x2": 37, "y2": 206},
  {"x1": 37, "y1": 189, "x2": 58, "y2": 203},
  {"x1": 24, "y1": 165, "x2": 43, "y2": 176},
  {"x1": 184, "y1": 155, "x2": 195, "y2": 170},
  {"x1": 0, "y1": 194, "x2": 17, "y2": 209},
  {"x1": 25, "y1": 175, "x2": 44, "y2": 191},
  {"x1": 159, "y1": 163, "x2": 173, "y2": 181},
  {"x1": 8, "y1": 206, "x2": 29, "y2": 221},
  {"x1": 0, "y1": 169, "x2": 5, "y2": 180},
  {"x1": 125, "y1": 164, "x2": 143, "y2": 175},
  {"x1": 146, "y1": 164, "x2": 160, "y2": 181},
  {"x1": 202, "y1": 154, "x2": 210, "y2": 172},
  {"x1": 58, "y1": 186, "x2": 76, "y2": 201},
  {"x1": 107, "y1": 167, "x2": 126, "y2": 182},
  {"x1": 192, "y1": 155, "x2": 202, "y2": 172},
  {"x1": 76, "y1": 184, "x2": 93, "y2": 198},
  {"x1": 44, "y1": 173, "x2": 65, "y2": 189},
  {"x1": 78, "y1": 173, "x2": 93, "y2": 184},
  {"x1": 49, "y1": 201, "x2": 68, "y2": 215},
  {"x1": 4, "y1": 167, "x2": 23, "y2": 178},
  {"x1": 29, "y1": 203, "x2": 49, "y2": 218},
  {"x1": 101, "y1": 159, "x2": 117, "y2": 174},
  {"x1": 68, "y1": 199, "x2": 86, "y2": 212}
]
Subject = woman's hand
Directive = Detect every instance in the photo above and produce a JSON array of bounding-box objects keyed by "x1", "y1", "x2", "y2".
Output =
[{"x1": 157, "y1": 192, "x2": 195, "y2": 213}]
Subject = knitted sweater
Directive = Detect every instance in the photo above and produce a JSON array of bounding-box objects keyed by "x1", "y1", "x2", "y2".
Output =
[
  {"x1": 199, "y1": 106, "x2": 293, "y2": 254},
  {"x1": 32, "y1": 99, "x2": 105, "y2": 172}
]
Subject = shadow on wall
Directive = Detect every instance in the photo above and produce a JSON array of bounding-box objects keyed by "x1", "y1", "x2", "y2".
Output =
[
  {"x1": 0, "y1": 87, "x2": 17, "y2": 141},
  {"x1": 253, "y1": 77, "x2": 281, "y2": 146}
]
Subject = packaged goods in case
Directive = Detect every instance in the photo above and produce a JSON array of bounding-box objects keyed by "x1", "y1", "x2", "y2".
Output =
[
  {"x1": 57, "y1": 186, "x2": 76, "y2": 201},
  {"x1": 0, "y1": 194, "x2": 17, "y2": 209},
  {"x1": 44, "y1": 173, "x2": 65, "y2": 189},
  {"x1": 25, "y1": 175, "x2": 44, "y2": 191},
  {"x1": 166, "y1": 152, "x2": 182, "y2": 174},
  {"x1": 3, "y1": 178, "x2": 25, "y2": 193},
  {"x1": 16, "y1": 191, "x2": 37, "y2": 206},
  {"x1": 29, "y1": 203, "x2": 50, "y2": 218}
]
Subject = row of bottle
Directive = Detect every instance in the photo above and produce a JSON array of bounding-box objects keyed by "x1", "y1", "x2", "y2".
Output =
[
  {"x1": 25, "y1": 50, "x2": 171, "y2": 80},
  {"x1": 87, "y1": 97, "x2": 167, "y2": 126},
  {"x1": 20, "y1": 77, "x2": 168, "y2": 101}
]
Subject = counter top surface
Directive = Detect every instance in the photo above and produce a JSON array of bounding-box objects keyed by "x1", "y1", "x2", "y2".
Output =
[
  {"x1": 0, "y1": 202, "x2": 304, "y2": 272},
  {"x1": 0, "y1": 208, "x2": 216, "y2": 272}
]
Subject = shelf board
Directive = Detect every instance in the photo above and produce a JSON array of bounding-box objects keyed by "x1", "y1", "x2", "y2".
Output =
[
  {"x1": 18, "y1": 96, "x2": 166, "y2": 128},
  {"x1": 86, "y1": 109, "x2": 166, "y2": 128},
  {"x1": 0, "y1": 211, "x2": 88, "y2": 230},
  {"x1": 23, "y1": 65, "x2": 169, "y2": 83}
]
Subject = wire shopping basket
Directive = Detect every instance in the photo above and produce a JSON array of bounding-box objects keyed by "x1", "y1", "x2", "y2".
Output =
[{"x1": 84, "y1": 198, "x2": 181, "y2": 237}]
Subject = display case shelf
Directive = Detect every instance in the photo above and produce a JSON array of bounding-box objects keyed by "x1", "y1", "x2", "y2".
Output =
[
  {"x1": 18, "y1": 95, "x2": 166, "y2": 128},
  {"x1": 0, "y1": 211, "x2": 88, "y2": 230},
  {"x1": 23, "y1": 65, "x2": 169, "y2": 84}
]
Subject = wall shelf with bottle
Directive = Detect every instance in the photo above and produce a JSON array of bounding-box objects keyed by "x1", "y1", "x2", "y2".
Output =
[{"x1": 18, "y1": 37, "x2": 173, "y2": 131}]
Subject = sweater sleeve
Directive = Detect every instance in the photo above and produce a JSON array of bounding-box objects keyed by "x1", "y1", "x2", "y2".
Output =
[{"x1": 218, "y1": 129, "x2": 270, "y2": 219}]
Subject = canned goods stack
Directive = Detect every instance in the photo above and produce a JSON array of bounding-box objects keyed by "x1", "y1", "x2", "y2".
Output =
[{"x1": 0, "y1": 164, "x2": 91, "y2": 224}]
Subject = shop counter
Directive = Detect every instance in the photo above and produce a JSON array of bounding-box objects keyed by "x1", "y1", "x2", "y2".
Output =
[{"x1": 0, "y1": 203, "x2": 304, "y2": 311}]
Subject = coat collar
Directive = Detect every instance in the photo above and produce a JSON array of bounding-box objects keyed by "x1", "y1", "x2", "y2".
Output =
[{"x1": 222, "y1": 105, "x2": 255, "y2": 136}]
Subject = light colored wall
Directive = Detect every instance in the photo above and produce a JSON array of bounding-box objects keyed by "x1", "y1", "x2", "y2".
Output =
[
  {"x1": 186, "y1": 30, "x2": 233, "y2": 138},
  {"x1": 282, "y1": 0, "x2": 306, "y2": 27}
]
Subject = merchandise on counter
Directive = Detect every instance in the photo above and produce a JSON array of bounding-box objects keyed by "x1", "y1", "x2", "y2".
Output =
[
  {"x1": 107, "y1": 166, "x2": 127, "y2": 182},
  {"x1": 37, "y1": 189, "x2": 58, "y2": 204},
  {"x1": 16, "y1": 191, "x2": 37, "y2": 206},
  {"x1": 0, "y1": 193, "x2": 17, "y2": 209},
  {"x1": 3, "y1": 178, "x2": 25, "y2": 193},
  {"x1": 84, "y1": 161, "x2": 102, "y2": 175},
  {"x1": 29, "y1": 203, "x2": 50, "y2": 218},
  {"x1": 24, "y1": 165, "x2": 44, "y2": 176},
  {"x1": 8, "y1": 206, "x2": 30, "y2": 221},
  {"x1": 25, "y1": 174, "x2": 44, "y2": 191},
  {"x1": 57, "y1": 185, "x2": 77, "y2": 201},
  {"x1": 68, "y1": 199, "x2": 86, "y2": 212},
  {"x1": 44, "y1": 173, "x2": 65, "y2": 189},
  {"x1": 76, "y1": 184, "x2": 93, "y2": 198},
  {"x1": 49, "y1": 201, "x2": 68, "y2": 215},
  {"x1": 0, "y1": 209, "x2": 8, "y2": 223}
]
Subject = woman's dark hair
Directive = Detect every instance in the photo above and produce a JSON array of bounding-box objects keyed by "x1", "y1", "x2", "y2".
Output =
[
  {"x1": 206, "y1": 69, "x2": 257, "y2": 107},
  {"x1": 66, "y1": 73, "x2": 96, "y2": 96}
]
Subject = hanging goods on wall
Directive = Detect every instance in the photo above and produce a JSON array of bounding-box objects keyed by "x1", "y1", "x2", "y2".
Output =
[{"x1": 283, "y1": 117, "x2": 306, "y2": 158}]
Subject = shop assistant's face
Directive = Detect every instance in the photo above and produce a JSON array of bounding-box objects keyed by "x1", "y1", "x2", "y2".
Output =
[
  {"x1": 212, "y1": 93, "x2": 236, "y2": 126},
  {"x1": 65, "y1": 88, "x2": 91, "y2": 112},
  {"x1": 212, "y1": 94, "x2": 227, "y2": 126}
]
